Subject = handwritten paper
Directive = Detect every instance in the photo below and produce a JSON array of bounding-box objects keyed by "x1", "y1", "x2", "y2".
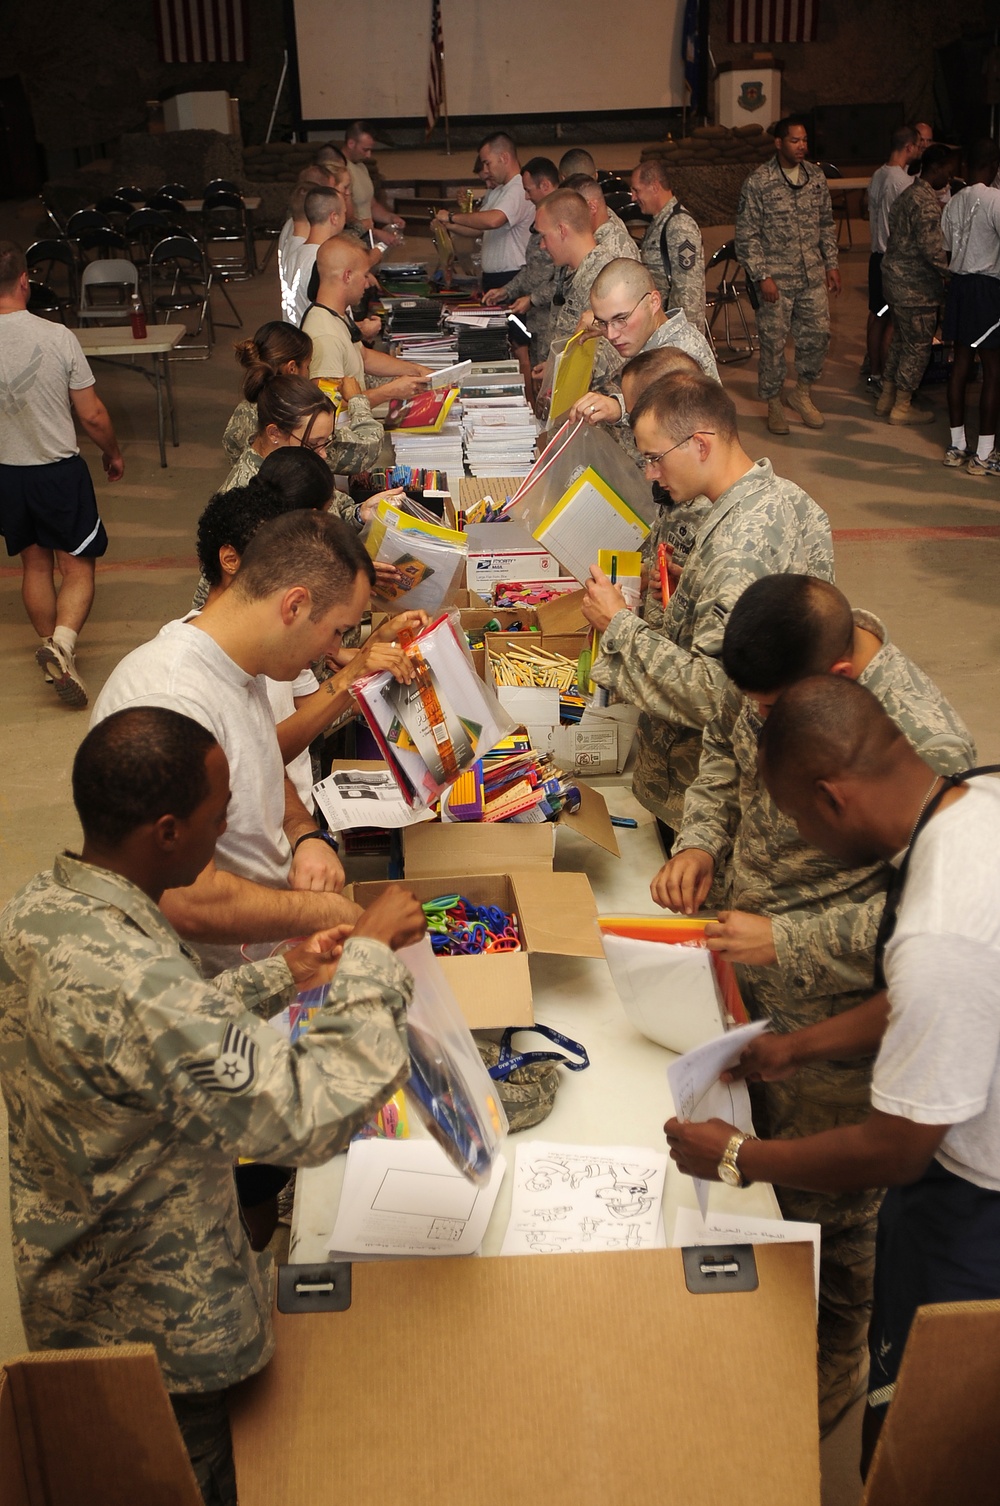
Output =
[
  {"x1": 671, "y1": 1206, "x2": 821, "y2": 1306},
  {"x1": 328, "y1": 1139, "x2": 505, "y2": 1260},
  {"x1": 666, "y1": 1020, "x2": 769, "y2": 1217},
  {"x1": 501, "y1": 1140, "x2": 667, "y2": 1255}
]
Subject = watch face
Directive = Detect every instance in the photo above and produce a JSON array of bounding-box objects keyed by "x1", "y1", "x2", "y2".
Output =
[{"x1": 718, "y1": 1162, "x2": 742, "y2": 1187}]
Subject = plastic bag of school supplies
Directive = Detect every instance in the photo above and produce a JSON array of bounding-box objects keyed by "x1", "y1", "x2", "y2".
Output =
[
  {"x1": 351, "y1": 609, "x2": 515, "y2": 808},
  {"x1": 505, "y1": 419, "x2": 655, "y2": 585},
  {"x1": 397, "y1": 935, "x2": 508, "y2": 1184},
  {"x1": 361, "y1": 514, "x2": 467, "y2": 617}
]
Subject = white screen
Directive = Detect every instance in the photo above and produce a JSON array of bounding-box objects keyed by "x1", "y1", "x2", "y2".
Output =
[{"x1": 293, "y1": 0, "x2": 687, "y2": 122}]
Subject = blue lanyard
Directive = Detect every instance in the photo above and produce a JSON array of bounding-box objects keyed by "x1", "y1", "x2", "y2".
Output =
[{"x1": 487, "y1": 1025, "x2": 590, "y2": 1081}]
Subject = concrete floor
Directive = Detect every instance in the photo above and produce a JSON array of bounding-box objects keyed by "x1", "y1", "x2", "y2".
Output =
[{"x1": 0, "y1": 188, "x2": 998, "y2": 1501}]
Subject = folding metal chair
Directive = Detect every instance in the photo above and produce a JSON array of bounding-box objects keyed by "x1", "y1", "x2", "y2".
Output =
[
  {"x1": 114, "y1": 184, "x2": 147, "y2": 204},
  {"x1": 201, "y1": 190, "x2": 252, "y2": 286},
  {"x1": 202, "y1": 178, "x2": 241, "y2": 197},
  {"x1": 147, "y1": 192, "x2": 195, "y2": 234},
  {"x1": 27, "y1": 280, "x2": 66, "y2": 323},
  {"x1": 25, "y1": 238, "x2": 79, "y2": 313},
  {"x1": 148, "y1": 235, "x2": 215, "y2": 357},
  {"x1": 704, "y1": 240, "x2": 757, "y2": 364},
  {"x1": 78, "y1": 258, "x2": 139, "y2": 324},
  {"x1": 40, "y1": 193, "x2": 68, "y2": 236},
  {"x1": 95, "y1": 194, "x2": 134, "y2": 231},
  {"x1": 154, "y1": 181, "x2": 191, "y2": 200}
]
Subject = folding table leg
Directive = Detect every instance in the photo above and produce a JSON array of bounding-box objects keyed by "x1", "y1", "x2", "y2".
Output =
[
  {"x1": 162, "y1": 353, "x2": 179, "y2": 448},
  {"x1": 153, "y1": 355, "x2": 166, "y2": 468}
]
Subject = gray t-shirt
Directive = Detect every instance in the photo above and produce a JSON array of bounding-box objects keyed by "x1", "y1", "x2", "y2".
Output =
[
  {"x1": 875, "y1": 779, "x2": 1000, "y2": 1191},
  {"x1": 91, "y1": 620, "x2": 292, "y2": 975},
  {"x1": 0, "y1": 310, "x2": 95, "y2": 465}
]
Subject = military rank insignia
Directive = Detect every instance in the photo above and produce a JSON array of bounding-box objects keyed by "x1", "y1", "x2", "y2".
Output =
[
  {"x1": 677, "y1": 239, "x2": 698, "y2": 272},
  {"x1": 183, "y1": 1022, "x2": 258, "y2": 1095}
]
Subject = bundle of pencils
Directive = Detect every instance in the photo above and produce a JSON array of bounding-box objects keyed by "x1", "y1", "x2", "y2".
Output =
[{"x1": 488, "y1": 644, "x2": 587, "y2": 724}]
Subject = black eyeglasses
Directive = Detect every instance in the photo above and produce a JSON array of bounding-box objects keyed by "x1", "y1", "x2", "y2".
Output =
[{"x1": 640, "y1": 432, "x2": 715, "y2": 469}]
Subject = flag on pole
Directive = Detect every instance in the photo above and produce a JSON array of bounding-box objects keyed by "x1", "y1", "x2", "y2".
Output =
[
  {"x1": 426, "y1": 0, "x2": 445, "y2": 136},
  {"x1": 156, "y1": 0, "x2": 249, "y2": 63},
  {"x1": 728, "y1": 0, "x2": 818, "y2": 44},
  {"x1": 681, "y1": 0, "x2": 701, "y2": 114}
]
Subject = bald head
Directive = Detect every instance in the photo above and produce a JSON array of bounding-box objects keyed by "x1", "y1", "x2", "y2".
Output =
[
  {"x1": 592, "y1": 258, "x2": 656, "y2": 305},
  {"x1": 559, "y1": 149, "x2": 597, "y2": 180},
  {"x1": 621, "y1": 345, "x2": 701, "y2": 409},
  {"x1": 722, "y1": 576, "x2": 854, "y2": 696},
  {"x1": 317, "y1": 234, "x2": 368, "y2": 278}
]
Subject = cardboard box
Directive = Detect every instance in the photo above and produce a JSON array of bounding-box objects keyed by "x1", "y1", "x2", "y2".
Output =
[
  {"x1": 460, "y1": 591, "x2": 587, "y2": 675},
  {"x1": 229, "y1": 1244, "x2": 821, "y2": 1506},
  {"x1": 404, "y1": 779, "x2": 620, "y2": 865},
  {"x1": 466, "y1": 521, "x2": 560, "y2": 590},
  {"x1": 347, "y1": 870, "x2": 603, "y2": 1028},
  {"x1": 548, "y1": 704, "x2": 641, "y2": 776}
]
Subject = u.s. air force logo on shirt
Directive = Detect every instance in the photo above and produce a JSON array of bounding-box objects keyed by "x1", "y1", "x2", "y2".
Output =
[
  {"x1": 677, "y1": 239, "x2": 697, "y2": 272},
  {"x1": 183, "y1": 1022, "x2": 258, "y2": 1095}
]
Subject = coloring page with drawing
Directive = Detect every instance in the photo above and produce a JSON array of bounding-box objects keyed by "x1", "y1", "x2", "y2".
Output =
[{"x1": 501, "y1": 1141, "x2": 668, "y2": 1255}]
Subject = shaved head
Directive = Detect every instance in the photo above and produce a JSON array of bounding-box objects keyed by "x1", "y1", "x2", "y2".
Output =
[
  {"x1": 723, "y1": 576, "x2": 855, "y2": 696},
  {"x1": 559, "y1": 149, "x2": 597, "y2": 179},
  {"x1": 760, "y1": 677, "x2": 906, "y2": 792},
  {"x1": 591, "y1": 258, "x2": 656, "y2": 305},
  {"x1": 316, "y1": 234, "x2": 368, "y2": 278},
  {"x1": 621, "y1": 345, "x2": 701, "y2": 406},
  {"x1": 536, "y1": 187, "x2": 591, "y2": 236}
]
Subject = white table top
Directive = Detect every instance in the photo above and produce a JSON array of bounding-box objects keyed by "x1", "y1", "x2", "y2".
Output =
[
  {"x1": 291, "y1": 786, "x2": 779, "y2": 1263},
  {"x1": 74, "y1": 323, "x2": 187, "y2": 357},
  {"x1": 829, "y1": 176, "x2": 871, "y2": 193}
]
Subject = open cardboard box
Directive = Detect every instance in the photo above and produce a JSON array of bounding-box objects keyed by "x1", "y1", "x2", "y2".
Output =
[
  {"x1": 461, "y1": 593, "x2": 587, "y2": 675},
  {"x1": 409, "y1": 778, "x2": 619, "y2": 861},
  {"x1": 346, "y1": 870, "x2": 603, "y2": 1028}
]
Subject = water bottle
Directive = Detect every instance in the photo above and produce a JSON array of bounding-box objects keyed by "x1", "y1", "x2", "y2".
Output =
[{"x1": 129, "y1": 292, "x2": 147, "y2": 340}]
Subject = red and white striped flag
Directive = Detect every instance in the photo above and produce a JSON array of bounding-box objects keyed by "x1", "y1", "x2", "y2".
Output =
[
  {"x1": 156, "y1": 0, "x2": 249, "y2": 63},
  {"x1": 728, "y1": 0, "x2": 818, "y2": 43},
  {"x1": 426, "y1": 0, "x2": 445, "y2": 136}
]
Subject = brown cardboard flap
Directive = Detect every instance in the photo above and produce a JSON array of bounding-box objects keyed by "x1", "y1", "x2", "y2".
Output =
[
  {"x1": 230, "y1": 1244, "x2": 819, "y2": 1506},
  {"x1": 0, "y1": 1345, "x2": 202, "y2": 1506},
  {"x1": 405, "y1": 821, "x2": 555, "y2": 876},
  {"x1": 560, "y1": 781, "x2": 620, "y2": 856},
  {"x1": 536, "y1": 588, "x2": 588, "y2": 634},
  {"x1": 511, "y1": 870, "x2": 604, "y2": 958},
  {"x1": 437, "y1": 950, "x2": 533, "y2": 1028},
  {"x1": 863, "y1": 1299, "x2": 1000, "y2": 1506}
]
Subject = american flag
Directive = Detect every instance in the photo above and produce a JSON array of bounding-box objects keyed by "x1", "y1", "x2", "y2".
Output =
[
  {"x1": 728, "y1": 0, "x2": 818, "y2": 43},
  {"x1": 156, "y1": 0, "x2": 249, "y2": 64},
  {"x1": 426, "y1": 0, "x2": 445, "y2": 136}
]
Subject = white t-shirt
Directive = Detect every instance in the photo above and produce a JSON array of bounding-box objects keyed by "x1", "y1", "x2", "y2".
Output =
[
  {"x1": 868, "y1": 164, "x2": 912, "y2": 255},
  {"x1": 265, "y1": 667, "x2": 319, "y2": 810},
  {"x1": 278, "y1": 222, "x2": 306, "y2": 323},
  {"x1": 480, "y1": 176, "x2": 534, "y2": 273},
  {"x1": 873, "y1": 778, "x2": 1000, "y2": 1191},
  {"x1": 942, "y1": 184, "x2": 1000, "y2": 279},
  {"x1": 90, "y1": 621, "x2": 293, "y2": 975},
  {"x1": 0, "y1": 310, "x2": 95, "y2": 466},
  {"x1": 288, "y1": 243, "x2": 319, "y2": 326}
]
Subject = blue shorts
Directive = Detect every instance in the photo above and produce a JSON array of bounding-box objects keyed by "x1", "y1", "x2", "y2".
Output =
[
  {"x1": 0, "y1": 454, "x2": 108, "y2": 558},
  {"x1": 868, "y1": 1157, "x2": 1000, "y2": 1417}
]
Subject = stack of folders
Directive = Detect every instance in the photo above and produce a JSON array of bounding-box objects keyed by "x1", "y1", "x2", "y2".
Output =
[
  {"x1": 386, "y1": 387, "x2": 465, "y2": 473},
  {"x1": 445, "y1": 308, "x2": 512, "y2": 363}
]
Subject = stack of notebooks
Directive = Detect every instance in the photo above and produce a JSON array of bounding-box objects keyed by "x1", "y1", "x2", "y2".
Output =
[
  {"x1": 384, "y1": 296, "x2": 444, "y2": 338},
  {"x1": 444, "y1": 308, "x2": 512, "y2": 364},
  {"x1": 390, "y1": 329, "x2": 459, "y2": 369}
]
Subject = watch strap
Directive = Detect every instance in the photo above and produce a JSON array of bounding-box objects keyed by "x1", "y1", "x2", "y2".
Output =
[{"x1": 293, "y1": 829, "x2": 340, "y2": 855}]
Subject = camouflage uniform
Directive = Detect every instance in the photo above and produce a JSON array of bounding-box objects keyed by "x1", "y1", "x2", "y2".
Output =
[
  {"x1": 882, "y1": 178, "x2": 949, "y2": 393},
  {"x1": 595, "y1": 212, "x2": 642, "y2": 265},
  {"x1": 221, "y1": 395, "x2": 384, "y2": 478},
  {"x1": 0, "y1": 854, "x2": 412, "y2": 1495},
  {"x1": 598, "y1": 309, "x2": 722, "y2": 463},
  {"x1": 549, "y1": 241, "x2": 622, "y2": 349},
  {"x1": 676, "y1": 611, "x2": 975, "y2": 1425},
  {"x1": 590, "y1": 459, "x2": 833, "y2": 829},
  {"x1": 496, "y1": 229, "x2": 559, "y2": 361},
  {"x1": 641, "y1": 199, "x2": 707, "y2": 329},
  {"x1": 735, "y1": 158, "x2": 838, "y2": 400}
]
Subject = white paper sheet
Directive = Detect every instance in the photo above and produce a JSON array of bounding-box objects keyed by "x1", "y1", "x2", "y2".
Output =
[
  {"x1": 500, "y1": 1140, "x2": 668, "y2": 1255},
  {"x1": 671, "y1": 1206, "x2": 821, "y2": 1306},
  {"x1": 328, "y1": 1139, "x2": 506, "y2": 1259},
  {"x1": 535, "y1": 479, "x2": 648, "y2": 585},
  {"x1": 666, "y1": 1020, "x2": 769, "y2": 1218},
  {"x1": 311, "y1": 769, "x2": 437, "y2": 831}
]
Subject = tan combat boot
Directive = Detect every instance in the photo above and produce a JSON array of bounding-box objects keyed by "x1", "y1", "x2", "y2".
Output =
[
  {"x1": 767, "y1": 397, "x2": 789, "y2": 434},
  {"x1": 787, "y1": 381, "x2": 825, "y2": 428},
  {"x1": 889, "y1": 389, "x2": 934, "y2": 425},
  {"x1": 874, "y1": 381, "x2": 896, "y2": 417}
]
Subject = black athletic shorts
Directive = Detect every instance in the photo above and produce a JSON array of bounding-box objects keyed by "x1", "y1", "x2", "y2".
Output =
[
  {"x1": 943, "y1": 272, "x2": 1000, "y2": 350},
  {"x1": 868, "y1": 252, "x2": 888, "y2": 316},
  {"x1": 0, "y1": 454, "x2": 108, "y2": 558},
  {"x1": 867, "y1": 1157, "x2": 1000, "y2": 1418}
]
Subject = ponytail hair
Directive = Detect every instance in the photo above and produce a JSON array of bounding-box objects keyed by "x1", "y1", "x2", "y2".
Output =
[
  {"x1": 235, "y1": 321, "x2": 313, "y2": 403},
  {"x1": 254, "y1": 374, "x2": 334, "y2": 440}
]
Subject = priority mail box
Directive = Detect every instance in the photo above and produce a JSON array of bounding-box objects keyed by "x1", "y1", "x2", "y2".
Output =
[{"x1": 466, "y1": 521, "x2": 559, "y2": 590}]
